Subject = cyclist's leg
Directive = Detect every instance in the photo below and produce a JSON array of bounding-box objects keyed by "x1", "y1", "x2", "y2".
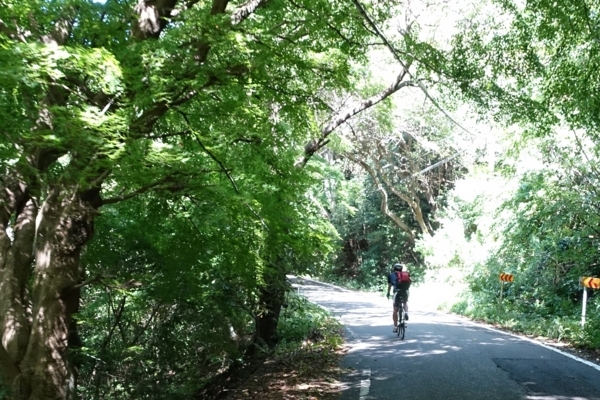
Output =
[
  {"x1": 392, "y1": 291, "x2": 400, "y2": 330},
  {"x1": 401, "y1": 289, "x2": 409, "y2": 320}
]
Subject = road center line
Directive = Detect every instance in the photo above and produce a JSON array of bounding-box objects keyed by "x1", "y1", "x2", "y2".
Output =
[{"x1": 359, "y1": 369, "x2": 371, "y2": 400}]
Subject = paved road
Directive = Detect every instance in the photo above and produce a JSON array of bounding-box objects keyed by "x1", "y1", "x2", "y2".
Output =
[{"x1": 291, "y1": 277, "x2": 600, "y2": 400}]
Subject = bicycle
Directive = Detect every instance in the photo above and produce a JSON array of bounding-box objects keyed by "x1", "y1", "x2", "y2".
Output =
[{"x1": 397, "y1": 300, "x2": 407, "y2": 339}]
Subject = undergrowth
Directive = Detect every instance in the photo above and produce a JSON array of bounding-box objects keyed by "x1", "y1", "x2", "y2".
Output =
[
  {"x1": 450, "y1": 293, "x2": 600, "y2": 349},
  {"x1": 222, "y1": 292, "x2": 345, "y2": 399},
  {"x1": 277, "y1": 291, "x2": 343, "y2": 352}
]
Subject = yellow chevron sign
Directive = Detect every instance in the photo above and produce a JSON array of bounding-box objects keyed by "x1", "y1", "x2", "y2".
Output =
[
  {"x1": 499, "y1": 273, "x2": 514, "y2": 282},
  {"x1": 580, "y1": 277, "x2": 600, "y2": 289}
]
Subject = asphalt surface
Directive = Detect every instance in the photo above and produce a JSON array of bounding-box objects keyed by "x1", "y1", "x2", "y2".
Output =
[{"x1": 291, "y1": 276, "x2": 600, "y2": 400}]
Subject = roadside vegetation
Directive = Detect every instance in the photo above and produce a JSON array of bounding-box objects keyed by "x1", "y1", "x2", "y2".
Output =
[
  {"x1": 424, "y1": 160, "x2": 600, "y2": 350},
  {"x1": 222, "y1": 293, "x2": 346, "y2": 400}
]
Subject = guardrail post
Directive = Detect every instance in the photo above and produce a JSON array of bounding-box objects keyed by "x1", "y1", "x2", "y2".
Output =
[{"x1": 582, "y1": 286, "x2": 588, "y2": 328}]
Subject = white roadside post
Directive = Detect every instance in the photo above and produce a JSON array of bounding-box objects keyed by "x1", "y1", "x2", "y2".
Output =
[{"x1": 582, "y1": 282, "x2": 587, "y2": 328}]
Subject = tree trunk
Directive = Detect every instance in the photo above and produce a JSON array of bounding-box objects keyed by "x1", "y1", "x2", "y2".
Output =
[
  {"x1": 0, "y1": 181, "x2": 98, "y2": 400},
  {"x1": 251, "y1": 265, "x2": 287, "y2": 355},
  {"x1": 0, "y1": 173, "x2": 36, "y2": 368}
]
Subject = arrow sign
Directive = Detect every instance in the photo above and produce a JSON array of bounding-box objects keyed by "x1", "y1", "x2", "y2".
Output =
[{"x1": 580, "y1": 277, "x2": 600, "y2": 289}]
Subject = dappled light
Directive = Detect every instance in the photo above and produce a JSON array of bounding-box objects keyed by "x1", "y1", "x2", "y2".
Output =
[
  {"x1": 222, "y1": 349, "x2": 346, "y2": 400},
  {"x1": 2, "y1": 314, "x2": 21, "y2": 360},
  {"x1": 1, "y1": 0, "x2": 600, "y2": 398}
]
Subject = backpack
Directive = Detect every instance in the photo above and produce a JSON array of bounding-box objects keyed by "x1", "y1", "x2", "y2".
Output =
[{"x1": 395, "y1": 271, "x2": 411, "y2": 289}]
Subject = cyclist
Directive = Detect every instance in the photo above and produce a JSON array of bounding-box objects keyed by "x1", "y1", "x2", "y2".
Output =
[{"x1": 386, "y1": 263, "x2": 411, "y2": 332}]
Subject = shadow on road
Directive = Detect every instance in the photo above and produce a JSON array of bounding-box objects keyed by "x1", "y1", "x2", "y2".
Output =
[{"x1": 290, "y1": 276, "x2": 600, "y2": 400}]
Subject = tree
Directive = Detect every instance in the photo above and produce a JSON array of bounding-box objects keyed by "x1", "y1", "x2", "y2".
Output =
[
  {"x1": 344, "y1": 120, "x2": 462, "y2": 243},
  {"x1": 0, "y1": 0, "x2": 416, "y2": 398}
]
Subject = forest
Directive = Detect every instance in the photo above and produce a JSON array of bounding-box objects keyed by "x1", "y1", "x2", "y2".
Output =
[{"x1": 1, "y1": 0, "x2": 600, "y2": 399}]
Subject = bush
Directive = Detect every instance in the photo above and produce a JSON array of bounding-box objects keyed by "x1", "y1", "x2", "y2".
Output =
[
  {"x1": 277, "y1": 292, "x2": 343, "y2": 352},
  {"x1": 451, "y1": 284, "x2": 592, "y2": 347},
  {"x1": 576, "y1": 296, "x2": 600, "y2": 348}
]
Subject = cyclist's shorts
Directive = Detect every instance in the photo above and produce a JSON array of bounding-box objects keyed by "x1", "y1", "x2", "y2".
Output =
[{"x1": 393, "y1": 289, "x2": 409, "y2": 308}]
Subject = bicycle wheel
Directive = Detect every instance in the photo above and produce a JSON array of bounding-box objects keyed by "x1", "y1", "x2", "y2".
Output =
[
  {"x1": 398, "y1": 322, "x2": 405, "y2": 340},
  {"x1": 396, "y1": 309, "x2": 405, "y2": 339}
]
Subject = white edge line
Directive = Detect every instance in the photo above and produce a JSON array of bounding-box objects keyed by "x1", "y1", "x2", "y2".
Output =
[
  {"x1": 345, "y1": 326, "x2": 357, "y2": 339},
  {"x1": 465, "y1": 318, "x2": 600, "y2": 372},
  {"x1": 287, "y1": 275, "x2": 352, "y2": 292}
]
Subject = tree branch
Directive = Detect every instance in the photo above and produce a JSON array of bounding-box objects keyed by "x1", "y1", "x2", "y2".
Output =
[
  {"x1": 64, "y1": 275, "x2": 104, "y2": 295},
  {"x1": 297, "y1": 70, "x2": 414, "y2": 167},
  {"x1": 231, "y1": 0, "x2": 271, "y2": 25},
  {"x1": 0, "y1": 19, "x2": 28, "y2": 43},
  {"x1": 130, "y1": 0, "x2": 266, "y2": 137},
  {"x1": 288, "y1": 0, "x2": 362, "y2": 46},
  {"x1": 101, "y1": 296, "x2": 126, "y2": 352},
  {"x1": 351, "y1": 0, "x2": 477, "y2": 140},
  {"x1": 344, "y1": 153, "x2": 415, "y2": 243},
  {"x1": 375, "y1": 151, "x2": 430, "y2": 236},
  {"x1": 91, "y1": 169, "x2": 112, "y2": 189},
  {"x1": 101, "y1": 180, "x2": 165, "y2": 205},
  {"x1": 130, "y1": 74, "x2": 219, "y2": 138},
  {"x1": 128, "y1": 302, "x2": 163, "y2": 347},
  {"x1": 323, "y1": 76, "x2": 411, "y2": 137},
  {"x1": 132, "y1": 0, "x2": 180, "y2": 40},
  {"x1": 176, "y1": 111, "x2": 241, "y2": 194},
  {"x1": 194, "y1": 135, "x2": 240, "y2": 193},
  {"x1": 146, "y1": 130, "x2": 191, "y2": 139}
]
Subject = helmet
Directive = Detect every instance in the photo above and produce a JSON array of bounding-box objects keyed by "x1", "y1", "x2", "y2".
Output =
[{"x1": 393, "y1": 263, "x2": 403, "y2": 271}]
